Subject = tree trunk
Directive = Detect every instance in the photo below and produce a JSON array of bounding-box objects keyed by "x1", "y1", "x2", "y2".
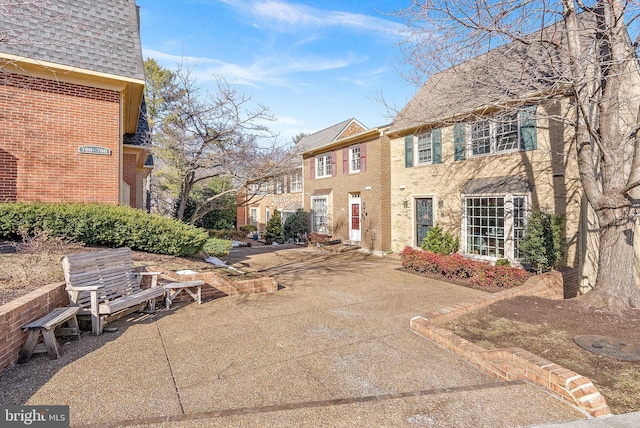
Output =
[{"x1": 579, "y1": 205, "x2": 640, "y2": 312}]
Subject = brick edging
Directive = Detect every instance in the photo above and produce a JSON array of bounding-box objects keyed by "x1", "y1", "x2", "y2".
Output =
[{"x1": 409, "y1": 271, "x2": 611, "y2": 418}]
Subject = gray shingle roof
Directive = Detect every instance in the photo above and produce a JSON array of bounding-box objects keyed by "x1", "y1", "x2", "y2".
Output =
[
  {"x1": 389, "y1": 14, "x2": 596, "y2": 135},
  {"x1": 296, "y1": 118, "x2": 367, "y2": 153},
  {"x1": 0, "y1": 0, "x2": 144, "y2": 81}
]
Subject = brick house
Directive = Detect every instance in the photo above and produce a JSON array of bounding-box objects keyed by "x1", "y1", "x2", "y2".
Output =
[
  {"x1": 236, "y1": 118, "x2": 367, "y2": 236},
  {"x1": 0, "y1": 0, "x2": 151, "y2": 208},
  {"x1": 301, "y1": 119, "x2": 392, "y2": 254},
  {"x1": 236, "y1": 166, "x2": 304, "y2": 234},
  {"x1": 386, "y1": 18, "x2": 604, "y2": 294}
]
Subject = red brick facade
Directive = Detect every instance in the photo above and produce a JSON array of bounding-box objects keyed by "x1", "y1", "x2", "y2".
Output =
[{"x1": 0, "y1": 72, "x2": 121, "y2": 204}]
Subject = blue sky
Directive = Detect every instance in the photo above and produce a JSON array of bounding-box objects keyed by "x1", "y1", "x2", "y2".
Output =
[{"x1": 136, "y1": 0, "x2": 417, "y2": 143}]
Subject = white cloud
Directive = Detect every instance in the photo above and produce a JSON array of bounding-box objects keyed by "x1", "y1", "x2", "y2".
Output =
[
  {"x1": 144, "y1": 48, "x2": 367, "y2": 88},
  {"x1": 217, "y1": 0, "x2": 403, "y2": 36}
]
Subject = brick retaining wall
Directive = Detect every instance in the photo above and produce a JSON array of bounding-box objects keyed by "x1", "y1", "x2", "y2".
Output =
[
  {"x1": 0, "y1": 282, "x2": 67, "y2": 374},
  {"x1": 409, "y1": 270, "x2": 611, "y2": 418}
]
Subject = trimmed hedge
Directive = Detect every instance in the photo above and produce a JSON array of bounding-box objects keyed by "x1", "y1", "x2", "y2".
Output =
[
  {"x1": 0, "y1": 202, "x2": 208, "y2": 256},
  {"x1": 208, "y1": 229, "x2": 247, "y2": 240},
  {"x1": 401, "y1": 247, "x2": 530, "y2": 288},
  {"x1": 203, "y1": 238, "x2": 233, "y2": 257}
]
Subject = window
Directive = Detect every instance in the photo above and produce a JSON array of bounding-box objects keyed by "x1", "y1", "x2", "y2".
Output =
[
  {"x1": 316, "y1": 154, "x2": 332, "y2": 178},
  {"x1": 290, "y1": 171, "x2": 302, "y2": 192},
  {"x1": 417, "y1": 132, "x2": 433, "y2": 164},
  {"x1": 404, "y1": 129, "x2": 441, "y2": 167},
  {"x1": 350, "y1": 145, "x2": 361, "y2": 172},
  {"x1": 249, "y1": 182, "x2": 267, "y2": 195},
  {"x1": 470, "y1": 121, "x2": 491, "y2": 156},
  {"x1": 469, "y1": 111, "x2": 529, "y2": 157},
  {"x1": 274, "y1": 176, "x2": 285, "y2": 194},
  {"x1": 513, "y1": 196, "x2": 527, "y2": 258},
  {"x1": 311, "y1": 196, "x2": 328, "y2": 234},
  {"x1": 265, "y1": 208, "x2": 271, "y2": 224},
  {"x1": 464, "y1": 195, "x2": 527, "y2": 260},
  {"x1": 249, "y1": 208, "x2": 258, "y2": 226}
]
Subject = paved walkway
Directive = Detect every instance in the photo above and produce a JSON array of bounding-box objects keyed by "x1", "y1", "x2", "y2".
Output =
[{"x1": 4, "y1": 247, "x2": 597, "y2": 426}]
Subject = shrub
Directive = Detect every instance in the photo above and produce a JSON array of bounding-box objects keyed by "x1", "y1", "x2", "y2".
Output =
[
  {"x1": 283, "y1": 209, "x2": 308, "y2": 241},
  {"x1": 264, "y1": 208, "x2": 284, "y2": 243},
  {"x1": 520, "y1": 209, "x2": 564, "y2": 272},
  {"x1": 495, "y1": 258, "x2": 510, "y2": 267},
  {"x1": 208, "y1": 229, "x2": 247, "y2": 240},
  {"x1": 239, "y1": 224, "x2": 257, "y2": 234},
  {"x1": 0, "y1": 202, "x2": 208, "y2": 256},
  {"x1": 420, "y1": 225, "x2": 459, "y2": 255},
  {"x1": 202, "y1": 238, "x2": 233, "y2": 257},
  {"x1": 307, "y1": 232, "x2": 329, "y2": 245},
  {"x1": 401, "y1": 247, "x2": 530, "y2": 288}
]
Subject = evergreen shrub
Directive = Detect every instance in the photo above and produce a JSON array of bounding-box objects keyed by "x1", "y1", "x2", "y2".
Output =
[
  {"x1": 283, "y1": 209, "x2": 308, "y2": 241},
  {"x1": 420, "y1": 225, "x2": 459, "y2": 255},
  {"x1": 0, "y1": 202, "x2": 208, "y2": 256}
]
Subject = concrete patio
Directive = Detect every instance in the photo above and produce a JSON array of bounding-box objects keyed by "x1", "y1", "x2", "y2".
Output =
[{"x1": 1, "y1": 246, "x2": 592, "y2": 427}]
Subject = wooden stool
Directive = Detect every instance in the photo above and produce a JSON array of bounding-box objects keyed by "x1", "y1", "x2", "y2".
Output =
[
  {"x1": 19, "y1": 306, "x2": 81, "y2": 363},
  {"x1": 163, "y1": 280, "x2": 204, "y2": 309}
]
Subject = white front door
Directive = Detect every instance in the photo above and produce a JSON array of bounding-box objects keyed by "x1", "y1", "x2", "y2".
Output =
[{"x1": 349, "y1": 194, "x2": 361, "y2": 242}]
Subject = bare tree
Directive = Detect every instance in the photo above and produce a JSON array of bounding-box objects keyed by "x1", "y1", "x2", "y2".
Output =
[
  {"x1": 147, "y1": 61, "x2": 295, "y2": 225},
  {"x1": 394, "y1": 1, "x2": 640, "y2": 311}
]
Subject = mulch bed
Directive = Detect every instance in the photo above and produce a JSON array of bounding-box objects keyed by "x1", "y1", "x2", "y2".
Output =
[{"x1": 446, "y1": 295, "x2": 640, "y2": 414}]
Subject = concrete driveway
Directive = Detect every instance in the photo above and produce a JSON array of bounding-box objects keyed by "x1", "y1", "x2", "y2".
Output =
[{"x1": 2, "y1": 246, "x2": 585, "y2": 427}]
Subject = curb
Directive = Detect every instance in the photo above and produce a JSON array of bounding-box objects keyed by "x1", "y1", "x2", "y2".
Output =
[{"x1": 409, "y1": 272, "x2": 611, "y2": 418}]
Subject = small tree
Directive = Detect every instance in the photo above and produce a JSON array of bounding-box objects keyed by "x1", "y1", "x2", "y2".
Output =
[
  {"x1": 420, "y1": 225, "x2": 459, "y2": 255},
  {"x1": 283, "y1": 209, "x2": 308, "y2": 241},
  {"x1": 264, "y1": 207, "x2": 283, "y2": 244},
  {"x1": 520, "y1": 209, "x2": 564, "y2": 273}
]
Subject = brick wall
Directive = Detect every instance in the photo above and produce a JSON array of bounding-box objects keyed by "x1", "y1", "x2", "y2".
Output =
[
  {"x1": 303, "y1": 132, "x2": 392, "y2": 253},
  {"x1": 123, "y1": 153, "x2": 137, "y2": 207},
  {"x1": 409, "y1": 271, "x2": 611, "y2": 418},
  {"x1": 0, "y1": 72, "x2": 121, "y2": 204},
  {"x1": 0, "y1": 282, "x2": 67, "y2": 374}
]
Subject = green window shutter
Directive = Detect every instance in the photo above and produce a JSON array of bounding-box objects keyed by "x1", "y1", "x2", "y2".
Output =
[
  {"x1": 404, "y1": 135, "x2": 413, "y2": 168},
  {"x1": 454, "y1": 123, "x2": 466, "y2": 161},
  {"x1": 520, "y1": 105, "x2": 537, "y2": 151},
  {"x1": 432, "y1": 128, "x2": 442, "y2": 164}
]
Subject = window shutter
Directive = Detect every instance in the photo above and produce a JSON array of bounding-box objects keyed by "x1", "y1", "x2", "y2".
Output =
[
  {"x1": 432, "y1": 128, "x2": 442, "y2": 164},
  {"x1": 404, "y1": 135, "x2": 413, "y2": 168},
  {"x1": 310, "y1": 158, "x2": 315, "y2": 180},
  {"x1": 331, "y1": 151, "x2": 337, "y2": 176},
  {"x1": 360, "y1": 142, "x2": 367, "y2": 172},
  {"x1": 454, "y1": 123, "x2": 466, "y2": 161},
  {"x1": 520, "y1": 105, "x2": 537, "y2": 151},
  {"x1": 343, "y1": 148, "x2": 349, "y2": 174}
]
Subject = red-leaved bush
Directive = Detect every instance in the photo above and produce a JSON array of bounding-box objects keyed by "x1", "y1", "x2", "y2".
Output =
[{"x1": 401, "y1": 246, "x2": 530, "y2": 288}]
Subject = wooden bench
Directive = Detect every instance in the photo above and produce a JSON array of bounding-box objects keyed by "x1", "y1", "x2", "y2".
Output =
[
  {"x1": 19, "y1": 306, "x2": 81, "y2": 363},
  {"x1": 164, "y1": 280, "x2": 204, "y2": 309},
  {"x1": 62, "y1": 247, "x2": 165, "y2": 335}
]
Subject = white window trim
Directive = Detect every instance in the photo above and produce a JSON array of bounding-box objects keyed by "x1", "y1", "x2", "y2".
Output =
[
  {"x1": 290, "y1": 172, "x2": 302, "y2": 192},
  {"x1": 316, "y1": 154, "x2": 332, "y2": 178},
  {"x1": 349, "y1": 145, "x2": 361, "y2": 173},
  {"x1": 415, "y1": 132, "x2": 433, "y2": 165},
  {"x1": 311, "y1": 195, "x2": 329, "y2": 234},
  {"x1": 468, "y1": 113, "x2": 521, "y2": 158},
  {"x1": 249, "y1": 207, "x2": 259, "y2": 226},
  {"x1": 461, "y1": 194, "x2": 528, "y2": 262}
]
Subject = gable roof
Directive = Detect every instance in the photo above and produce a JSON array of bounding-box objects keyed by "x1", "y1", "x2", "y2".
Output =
[
  {"x1": 295, "y1": 118, "x2": 367, "y2": 153},
  {"x1": 389, "y1": 14, "x2": 597, "y2": 136},
  {"x1": 0, "y1": 0, "x2": 144, "y2": 81}
]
